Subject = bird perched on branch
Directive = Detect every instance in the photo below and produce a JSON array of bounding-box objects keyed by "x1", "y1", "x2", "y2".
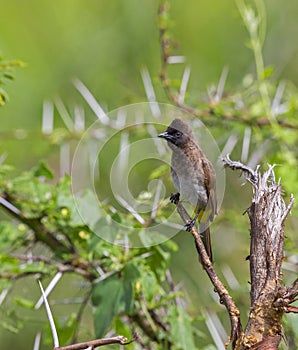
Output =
[{"x1": 158, "y1": 118, "x2": 217, "y2": 262}]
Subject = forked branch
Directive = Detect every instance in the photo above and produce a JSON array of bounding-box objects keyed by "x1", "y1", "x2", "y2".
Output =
[
  {"x1": 172, "y1": 156, "x2": 296, "y2": 349},
  {"x1": 223, "y1": 155, "x2": 296, "y2": 349}
]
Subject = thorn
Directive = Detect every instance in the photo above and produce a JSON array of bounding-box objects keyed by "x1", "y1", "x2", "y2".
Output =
[
  {"x1": 178, "y1": 65, "x2": 191, "y2": 104},
  {"x1": 140, "y1": 67, "x2": 161, "y2": 118}
]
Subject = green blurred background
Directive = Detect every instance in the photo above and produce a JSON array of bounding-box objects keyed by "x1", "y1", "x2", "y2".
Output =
[
  {"x1": 1, "y1": 0, "x2": 298, "y2": 348},
  {"x1": 1, "y1": 0, "x2": 298, "y2": 132}
]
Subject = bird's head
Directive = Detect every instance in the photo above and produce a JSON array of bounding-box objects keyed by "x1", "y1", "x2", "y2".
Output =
[{"x1": 158, "y1": 118, "x2": 193, "y2": 148}]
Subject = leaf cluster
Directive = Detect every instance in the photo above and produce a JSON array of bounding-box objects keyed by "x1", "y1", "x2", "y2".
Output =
[
  {"x1": 0, "y1": 162, "x2": 206, "y2": 349},
  {"x1": 0, "y1": 54, "x2": 25, "y2": 106}
]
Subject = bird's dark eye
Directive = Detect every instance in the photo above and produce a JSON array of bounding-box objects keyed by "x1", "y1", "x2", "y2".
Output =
[{"x1": 175, "y1": 131, "x2": 182, "y2": 137}]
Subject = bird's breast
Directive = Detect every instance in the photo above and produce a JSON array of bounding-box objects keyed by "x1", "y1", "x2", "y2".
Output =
[{"x1": 171, "y1": 152, "x2": 208, "y2": 208}]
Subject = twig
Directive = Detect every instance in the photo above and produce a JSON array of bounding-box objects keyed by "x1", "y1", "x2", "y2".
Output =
[
  {"x1": 175, "y1": 201, "x2": 243, "y2": 348},
  {"x1": 285, "y1": 278, "x2": 298, "y2": 302},
  {"x1": 280, "y1": 194, "x2": 294, "y2": 224},
  {"x1": 284, "y1": 305, "x2": 298, "y2": 314},
  {"x1": 0, "y1": 192, "x2": 74, "y2": 254},
  {"x1": 165, "y1": 269, "x2": 183, "y2": 307},
  {"x1": 222, "y1": 154, "x2": 258, "y2": 185},
  {"x1": 10, "y1": 253, "x2": 96, "y2": 281},
  {"x1": 53, "y1": 335, "x2": 135, "y2": 350},
  {"x1": 71, "y1": 289, "x2": 92, "y2": 344}
]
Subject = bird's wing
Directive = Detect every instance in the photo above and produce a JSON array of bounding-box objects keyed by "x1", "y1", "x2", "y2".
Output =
[{"x1": 201, "y1": 157, "x2": 217, "y2": 221}]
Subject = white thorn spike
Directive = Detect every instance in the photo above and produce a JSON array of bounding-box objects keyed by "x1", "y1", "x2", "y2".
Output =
[
  {"x1": 178, "y1": 65, "x2": 191, "y2": 105},
  {"x1": 37, "y1": 280, "x2": 59, "y2": 348},
  {"x1": 72, "y1": 78, "x2": 111, "y2": 126},
  {"x1": 42, "y1": 100, "x2": 54, "y2": 135},
  {"x1": 140, "y1": 67, "x2": 161, "y2": 118}
]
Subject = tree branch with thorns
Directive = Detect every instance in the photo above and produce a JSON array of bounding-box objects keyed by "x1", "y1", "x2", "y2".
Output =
[
  {"x1": 171, "y1": 155, "x2": 296, "y2": 349},
  {"x1": 158, "y1": 2, "x2": 298, "y2": 131}
]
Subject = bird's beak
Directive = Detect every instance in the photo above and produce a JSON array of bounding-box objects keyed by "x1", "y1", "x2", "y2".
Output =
[{"x1": 158, "y1": 131, "x2": 170, "y2": 140}]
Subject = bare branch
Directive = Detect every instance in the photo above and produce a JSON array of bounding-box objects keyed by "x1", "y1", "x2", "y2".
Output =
[
  {"x1": 222, "y1": 154, "x2": 258, "y2": 185},
  {"x1": 175, "y1": 201, "x2": 243, "y2": 347},
  {"x1": 284, "y1": 305, "x2": 298, "y2": 314},
  {"x1": 285, "y1": 278, "x2": 298, "y2": 302},
  {"x1": 71, "y1": 290, "x2": 93, "y2": 344},
  {"x1": 226, "y1": 156, "x2": 295, "y2": 349},
  {"x1": 53, "y1": 335, "x2": 136, "y2": 350},
  {"x1": 280, "y1": 194, "x2": 294, "y2": 224}
]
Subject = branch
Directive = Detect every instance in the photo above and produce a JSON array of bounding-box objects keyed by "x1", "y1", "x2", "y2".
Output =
[
  {"x1": 53, "y1": 335, "x2": 136, "y2": 350},
  {"x1": 158, "y1": 3, "x2": 298, "y2": 131},
  {"x1": 175, "y1": 201, "x2": 243, "y2": 348},
  {"x1": 0, "y1": 192, "x2": 74, "y2": 255},
  {"x1": 250, "y1": 336, "x2": 281, "y2": 350},
  {"x1": 288, "y1": 278, "x2": 298, "y2": 299},
  {"x1": 284, "y1": 305, "x2": 298, "y2": 314},
  {"x1": 71, "y1": 289, "x2": 93, "y2": 344},
  {"x1": 10, "y1": 253, "x2": 96, "y2": 281},
  {"x1": 224, "y1": 156, "x2": 295, "y2": 349},
  {"x1": 222, "y1": 154, "x2": 258, "y2": 185}
]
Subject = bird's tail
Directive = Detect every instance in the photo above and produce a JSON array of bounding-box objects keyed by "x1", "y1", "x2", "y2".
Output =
[{"x1": 199, "y1": 223, "x2": 213, "y2": 263}]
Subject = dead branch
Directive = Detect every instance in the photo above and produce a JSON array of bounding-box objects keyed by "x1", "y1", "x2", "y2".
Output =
[
  {"x1": 222, "y1": 154, "x2": 259, "y2": 185},
  {"x1": 172, "y1": 155, "x2": 297, "y2": 349},
  {"x1": 223, "y1": 155, "x2": 296, "y2": 349}
]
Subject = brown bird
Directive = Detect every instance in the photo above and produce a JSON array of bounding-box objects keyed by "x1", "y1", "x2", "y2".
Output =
[{"x1": 158, "y1": 118, "x2": 217, "y2": 262}]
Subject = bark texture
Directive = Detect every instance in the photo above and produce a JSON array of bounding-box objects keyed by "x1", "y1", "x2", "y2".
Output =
[{"x1": 223, "y1": 156, "x2": 296, "y2": 349}]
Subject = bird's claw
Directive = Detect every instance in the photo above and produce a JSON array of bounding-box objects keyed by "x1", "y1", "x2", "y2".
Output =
[
  {"x1": 170, "y1": 192, "x2": 180, "y2": 204},
  {"x1": 185, "y1": 218, "x2": 196, "y2": 232}
]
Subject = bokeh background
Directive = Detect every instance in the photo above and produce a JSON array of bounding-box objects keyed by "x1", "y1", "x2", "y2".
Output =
[{"x1": 1, "y1": 0, "x2": 298, "y2": 349}]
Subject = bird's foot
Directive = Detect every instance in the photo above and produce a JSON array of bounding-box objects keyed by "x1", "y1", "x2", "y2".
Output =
[
  {"x1": 170, "y1": 192, "x2": 180, "y2": 205},
  {"x1": 185, "y1": 218, "x2": 196, "y2": 232}
]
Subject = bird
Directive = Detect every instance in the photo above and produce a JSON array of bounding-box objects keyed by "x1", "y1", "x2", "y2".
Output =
[{"x1": 158, "y1": 118, "x2": 217, "y2": 262}]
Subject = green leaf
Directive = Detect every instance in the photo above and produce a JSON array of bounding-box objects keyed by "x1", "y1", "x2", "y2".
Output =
[
  {"x1": 13, "y1": 297, "x2": 35, "y2": 309},
  {"x1": 0, "y1": 221, "x2": 21, "y2": 250},
  {"x1": 123, "y1": 262, "x2": 140, "y2": 313},
  {"x1": 74, "y1": 189, "x2": 102, "y2": 229},
  {"x1": 139, "y1": 230, "x2": 178, "y2": 252},
  {"x1": 168, "y1": 306, "x2": 196, "y2": 350},
  {"x1": 51, "y1": 313, "x2": 78, "y2": 345},
  {"x1": 139, "y1": 270, "x2": 160, "y2": 302},
  {"x1": 144, "y1": 245, "x2": 170, "y2": 281},
  {"x1": 260, "y1": 65, "x2": 274, "y2": 80},
  {"x1": 32, "y1": 161, "x2": 54, "y2": 179},
  {"x1": 92, "y1": 276, "x2": 125, "y2": 337},
  {"x1": 56, "y1": 175, "x2": 77, "y2": 213},
  {"x1": 0, "y1": 321, "x2": 19, "y2": 334},
  {"x1": 111, "y1": 212, "x2": 122, "y2": 224},
  {"x1": 114, "y1": 317, "x2": 131, "y2": 340}
]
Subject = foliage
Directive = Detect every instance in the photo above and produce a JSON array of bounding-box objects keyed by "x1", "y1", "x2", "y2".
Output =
[
  {"x1": 0, "y1": 163, "x2": 206, "y2": 349},
  {"x1": 0, "y1": 54, "x2": 25, "y2": 106}
]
